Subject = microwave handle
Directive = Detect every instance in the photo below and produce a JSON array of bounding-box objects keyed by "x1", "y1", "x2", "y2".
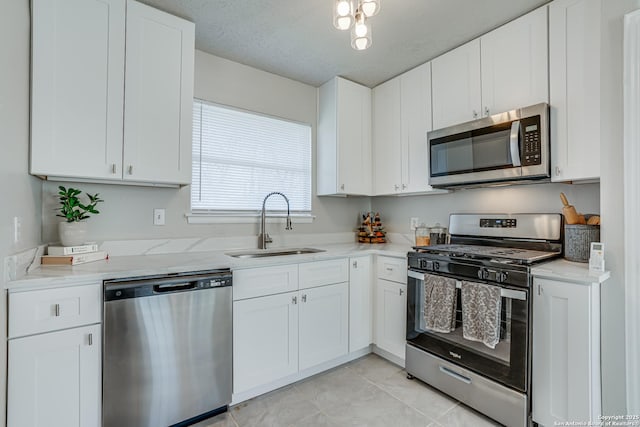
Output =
[{"x1": 510, "y1": 120, "x2": 522, "y2": 167}]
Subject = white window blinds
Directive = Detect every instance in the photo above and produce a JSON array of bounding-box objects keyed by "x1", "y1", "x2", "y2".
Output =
[{"x1": 191, "y1": 100, "x2": 312, "y2": 214}]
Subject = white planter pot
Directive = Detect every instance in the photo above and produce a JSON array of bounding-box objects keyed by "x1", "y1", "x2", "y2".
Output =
[{"x1": 58, "y1": 221, "x2": 88, "y2": 247}]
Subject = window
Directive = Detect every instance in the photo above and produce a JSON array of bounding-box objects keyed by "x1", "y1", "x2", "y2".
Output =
[{"x1": 191, "y1": 100, "x2": 312, "y2": 217}]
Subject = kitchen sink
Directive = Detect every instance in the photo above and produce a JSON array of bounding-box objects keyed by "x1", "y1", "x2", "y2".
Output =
[{"x1": 226, "y1": 248, "x2": 325, "y2": 258}]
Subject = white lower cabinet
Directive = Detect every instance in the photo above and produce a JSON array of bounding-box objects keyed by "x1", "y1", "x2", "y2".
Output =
[
  {"x1": 299, "y1": 282, "x2": 349, "y2": 370},
  {"x1": 232, "y1": 259, "x2": 352, "y2": 397},
  {"x1": 532, "y1": 275, "x2": 603, "y2": 426},
  {"x1": 375, "y1": 278, "x2": 407, "y2": 360},
  {"x1": 233, "y1": 291, "x2": 299, "y2": 394},
  {"x1": 349, "y1": 256, "x2": 373, "y2": 352},
  {"x1": 7, "y1": 324, "x2": 101, "y2": 427}
]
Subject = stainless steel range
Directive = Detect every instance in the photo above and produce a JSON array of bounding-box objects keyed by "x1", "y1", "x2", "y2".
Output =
[{"x1": 405, "y1": 213, "x2": 562, "y2": 427}]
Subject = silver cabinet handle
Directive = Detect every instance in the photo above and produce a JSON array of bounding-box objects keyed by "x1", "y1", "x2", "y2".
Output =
[
  {"x1": 111, "y1": 164, "x2": 117, "y2": 174},
  {"x1": 353, "y1": 261, "x2": 358, "y2": 268},
  {"x1": 509, "y1": 120, "x2": 522, "y2": 167},
  {"x1": 340, "y1": 184, "x2": 345, "y2": 191},
  {"x1": 473, "y1": 110, "x2": 479, "y2": 119},
  {"x1": 88, "y1": 333, "x2": 93, "y2": 346},
  {"x1": 128, "y1": 165, "x2": 133, "y2": 175},
  {"x1": 54, "y1": 303, "x2": 60, "y2": 317},
  {"x1": 301, "y1": 294, "x2": 307, "y2": 303},
  {"x1": 394, "y1": 184, "x2": 400, "y2": 191},
  {"x1": 292, "y1": 296, "x2": 297, "y2": 305},
  {"x1": 484, "y1": 106, "x2": 491, "y2": 116},
  {"x1": 386, "y1": 267, "x2": 394, "y2": 271},
  {"x1": 399, "y1": 288, "x2": 404, "y2": 296},
  {"x1": 555, "y1": 166, "x2": 561, "y2": 176},
  {"x1": 402, "y1": 184, "x2": 407, "y2": 190}
]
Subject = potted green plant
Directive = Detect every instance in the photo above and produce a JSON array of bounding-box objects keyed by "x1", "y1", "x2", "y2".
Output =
[{"x1": 56, "y1": 186, "x2": 104, "y2": 246}]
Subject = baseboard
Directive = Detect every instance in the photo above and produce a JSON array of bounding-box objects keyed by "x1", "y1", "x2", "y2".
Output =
[{"x1": 372, "y1": 345, "x2": 405, "y2": 368}]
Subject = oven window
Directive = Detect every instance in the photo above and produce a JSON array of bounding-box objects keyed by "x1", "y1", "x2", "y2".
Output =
[{"x1": 414, "y1": 285, "x2": 513, "y2": 365}]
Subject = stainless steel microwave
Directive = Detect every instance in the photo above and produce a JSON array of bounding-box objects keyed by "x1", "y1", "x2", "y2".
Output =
[{"x1": 428, "y1": 103, "x2": 550, "y2": 188}]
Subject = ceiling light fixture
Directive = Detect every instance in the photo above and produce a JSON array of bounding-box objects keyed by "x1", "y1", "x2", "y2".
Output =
[{"x1": 333, "y1": 0, "x2": 380, "y2": 50}]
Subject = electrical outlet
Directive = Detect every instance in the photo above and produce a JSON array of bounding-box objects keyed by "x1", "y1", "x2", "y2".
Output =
[
  {"x1": 153, "y1": 209, "x2": 165, "y2": 226},
  {"x1": 410, "y1": 217, "x2": 420, "y2": 230}
]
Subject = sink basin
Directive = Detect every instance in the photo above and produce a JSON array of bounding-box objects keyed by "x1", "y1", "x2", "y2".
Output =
[{"x1": 226, "y1": 247, "x2": 325, "y2": 258}]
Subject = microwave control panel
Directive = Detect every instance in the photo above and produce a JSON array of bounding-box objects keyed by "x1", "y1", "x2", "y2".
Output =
[{"x1": 520, "y1": 116, "x2": 542, "y2": 166}]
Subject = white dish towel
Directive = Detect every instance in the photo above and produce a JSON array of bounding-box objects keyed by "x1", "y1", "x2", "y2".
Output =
[{"x1": 461, "y1": 280, "x2": 502, "y2": 349}]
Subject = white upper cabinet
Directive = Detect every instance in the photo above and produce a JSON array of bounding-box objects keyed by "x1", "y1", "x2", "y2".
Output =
[
  {"x1": 432, "y1": 6, "x2": 548, "y2": 130},
  {"x1": 480, "y1": 6, "x2": 548, "y2": 118},
  {"x1": 549, "y1": 0, "x2": 601, "y2": 182},
  {"x1": 317, "y1": 77, "x2": 372, "y2": 196},
  {"x1": 431, "y1": 39, "x2": 482, "y2": 130},
  {"x1": 31, "y1": 0, "x2": 126, "y2": 180},
  {"x1": 123, "y1": 0, "x2": 194, "y2": 184},
  {"x1": 372, "y1": 77, "x2": 402, "y2": 195},
  {"x1": 373, "y1": 63, "x2": 443, "y2": 195},
  {"x1": 30, "y1": 0, "x2": 194, "y2": 186}
]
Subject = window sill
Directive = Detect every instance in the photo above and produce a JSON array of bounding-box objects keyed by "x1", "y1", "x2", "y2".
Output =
[{"x1": 186, "y1": 213, "x2": 316, "y2": 224}]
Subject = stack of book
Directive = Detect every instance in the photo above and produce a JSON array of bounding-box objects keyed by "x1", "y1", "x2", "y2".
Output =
[{"x1": 42, "y1": 243, "x2": 108, "y2": 265}]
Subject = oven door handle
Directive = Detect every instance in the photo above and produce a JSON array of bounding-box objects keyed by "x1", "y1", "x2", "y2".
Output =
[
  {"x1": 510, "y1": 120, "x2": 522, "y2": 167},
  {"x1": 439, "y1": 366, "x2": 472, "y2": 384}
]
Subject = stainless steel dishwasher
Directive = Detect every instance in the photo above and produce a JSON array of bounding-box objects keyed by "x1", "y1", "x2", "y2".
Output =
[{"x1": 103, "y1": 269, "x2": 232, "y2": 427}]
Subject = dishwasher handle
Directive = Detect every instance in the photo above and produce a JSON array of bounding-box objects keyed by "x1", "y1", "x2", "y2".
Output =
[{"x1": 153, "y1": 282, "x2": 197, "y2": 293}]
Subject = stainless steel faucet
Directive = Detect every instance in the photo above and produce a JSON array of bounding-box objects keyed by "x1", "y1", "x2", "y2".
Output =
[{"x1": 259, "y1": 192, "x2": 293, "y2": 249}]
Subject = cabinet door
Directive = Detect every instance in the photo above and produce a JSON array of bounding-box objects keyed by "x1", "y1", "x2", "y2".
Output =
[
  {"x1": 372, "y1": 77, "x2": 402, "y2": 195},
  {"x1": 7, "y1": 324, "x2": 101, "y2": 427},
  {"x1": 431, "y1": 39, "x2": 482, "y2": 130},
  {"x1": 549, "y1": 0, "x2": 601, "y2": 182},
  {"x1": 532, "y1": 278, "x2": 599, "y2": 425},
  {"x1": 400, "y1": 62, "x2": 435, "y2": 193},
  {"x1": 375, "y1": 279, "x2": 407, "y2": 360},
  {"x1": 337, "y1": 78, "x2": 372, "y2": 195},
  {"x1": 123, "y1": 0, "x2": 194, "y2": 185},
  {"x1": 233, "y1": 292, "x2": 299, "y2": 393},
  {"x1": 30, "y1": 0, "x2": 125, "y2": 180},
  {"x1": 349, "y1": 256, "x2": 372, "y2": 352},
  {"x1": 299, "y1": 282, "x2": 349, "y2": 370},
  {"x1": 480, "y1": 6, "x2": 548, "y2": 117}
]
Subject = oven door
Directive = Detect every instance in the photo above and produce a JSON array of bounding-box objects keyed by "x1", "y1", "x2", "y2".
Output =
[
  {"x1": 406, "y1": 269, "x2": 529, "y2": 392},
  {"x1": 428, "y1": 103, "x2": 549, "y2": 187}
]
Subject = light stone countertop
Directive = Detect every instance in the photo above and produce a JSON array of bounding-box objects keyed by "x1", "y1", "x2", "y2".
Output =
[
  {"x1": 531, "y1": 258, "x2": 610, "y2": 284},
  {"x1": 5, "y1": 242, "x2": 413, "y2": 292}
]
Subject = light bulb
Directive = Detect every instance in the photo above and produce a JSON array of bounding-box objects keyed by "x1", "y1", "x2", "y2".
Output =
[
  {"x1": 333, "y1": 0, "x2": 354, "y2": 30},
  {"x1": 336, "y1": 0, "x2": 350, "y2": 16},
  {"x1": 360, "y1": 0, "x2": 380, "y2": 17},
  {"x1": 351, "y1": 11, "x2": 372, "y2": 50}
]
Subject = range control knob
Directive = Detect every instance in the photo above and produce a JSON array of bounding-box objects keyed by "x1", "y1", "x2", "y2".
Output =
[
  {"x1": 433, "y1": 261, "x2": 440, "y2": 271},
  {"x1": 477, "y1": 268, "x2": 489, "y2": 280},
  {"x1": 496, "y1": 271, "x2": 509, "y2": 283}
]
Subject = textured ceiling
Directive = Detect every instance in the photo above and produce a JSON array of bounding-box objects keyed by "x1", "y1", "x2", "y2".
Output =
[{"x1": 136, "y1": 0, "x2": 550, "y2": 88}]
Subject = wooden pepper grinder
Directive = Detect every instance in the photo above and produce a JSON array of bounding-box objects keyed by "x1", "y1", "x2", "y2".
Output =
[{"x1": 560, "y1": 192, "x2": 586, "y2": 225}]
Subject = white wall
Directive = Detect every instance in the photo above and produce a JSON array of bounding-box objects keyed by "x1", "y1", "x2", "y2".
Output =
[
  {"x1": 600, "y1": 0, "x2": 640, "y2": 416},
  {"x1": 372, "y1": 183, "x2": 600, "y2": 236},
  {"x1": 0, "y1": 1, "x2": 43, "y2": 426},
  {"x1": 41, "y1": 50, "x2": 370, "y2": 244}
]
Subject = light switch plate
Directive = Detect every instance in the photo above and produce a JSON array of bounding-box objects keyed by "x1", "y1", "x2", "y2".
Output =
[{"x1": 153, "y1": 209, "x2": 165, "y2": 226}]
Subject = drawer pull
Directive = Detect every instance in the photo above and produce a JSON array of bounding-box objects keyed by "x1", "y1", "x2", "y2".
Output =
[
  {"x1": 54, "y1": 304, "x2": 60, "y2": 317},
  {"x1": 399, "y1": 288, "x2": 404, "y2": 296},
  {"x1": 292, "y1": 296, "x2": 297, "y2": 305},
  {"x1": 88, "y1": 333, "x2": 93, "y2": 346},
  {"x1": 301, "y1": 294, "x2": 307, "y2": 303},
  {"x1": 386, "y1": 267, "x2": 394, "y2": 271},
  {"x1": 439, "y1": 365, "x2": 472, "y2": 384}
]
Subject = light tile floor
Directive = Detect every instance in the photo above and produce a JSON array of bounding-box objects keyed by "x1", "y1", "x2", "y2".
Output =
[{"x1": 194, "y1": 354, "x2": 501, "y2": 427}]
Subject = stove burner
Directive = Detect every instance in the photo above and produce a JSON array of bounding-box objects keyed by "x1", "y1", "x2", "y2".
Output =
[{"x1": 414, "y1": 244, "x2": 560, "y2": 264}]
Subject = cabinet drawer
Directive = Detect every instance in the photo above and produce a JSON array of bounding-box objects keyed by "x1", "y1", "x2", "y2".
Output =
[
  {"x1": 299, "y1": 258, "x2": 349, "y2": 290},
  {"x1": 376, "y1": 256, "x2": 407, "y2": 283},
  {"x1": 8, "y1": 283, "x2": 102, "y2": 338},
  {"x1": 233, "y1": 264, "x2": 299, "y2": 300}
]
